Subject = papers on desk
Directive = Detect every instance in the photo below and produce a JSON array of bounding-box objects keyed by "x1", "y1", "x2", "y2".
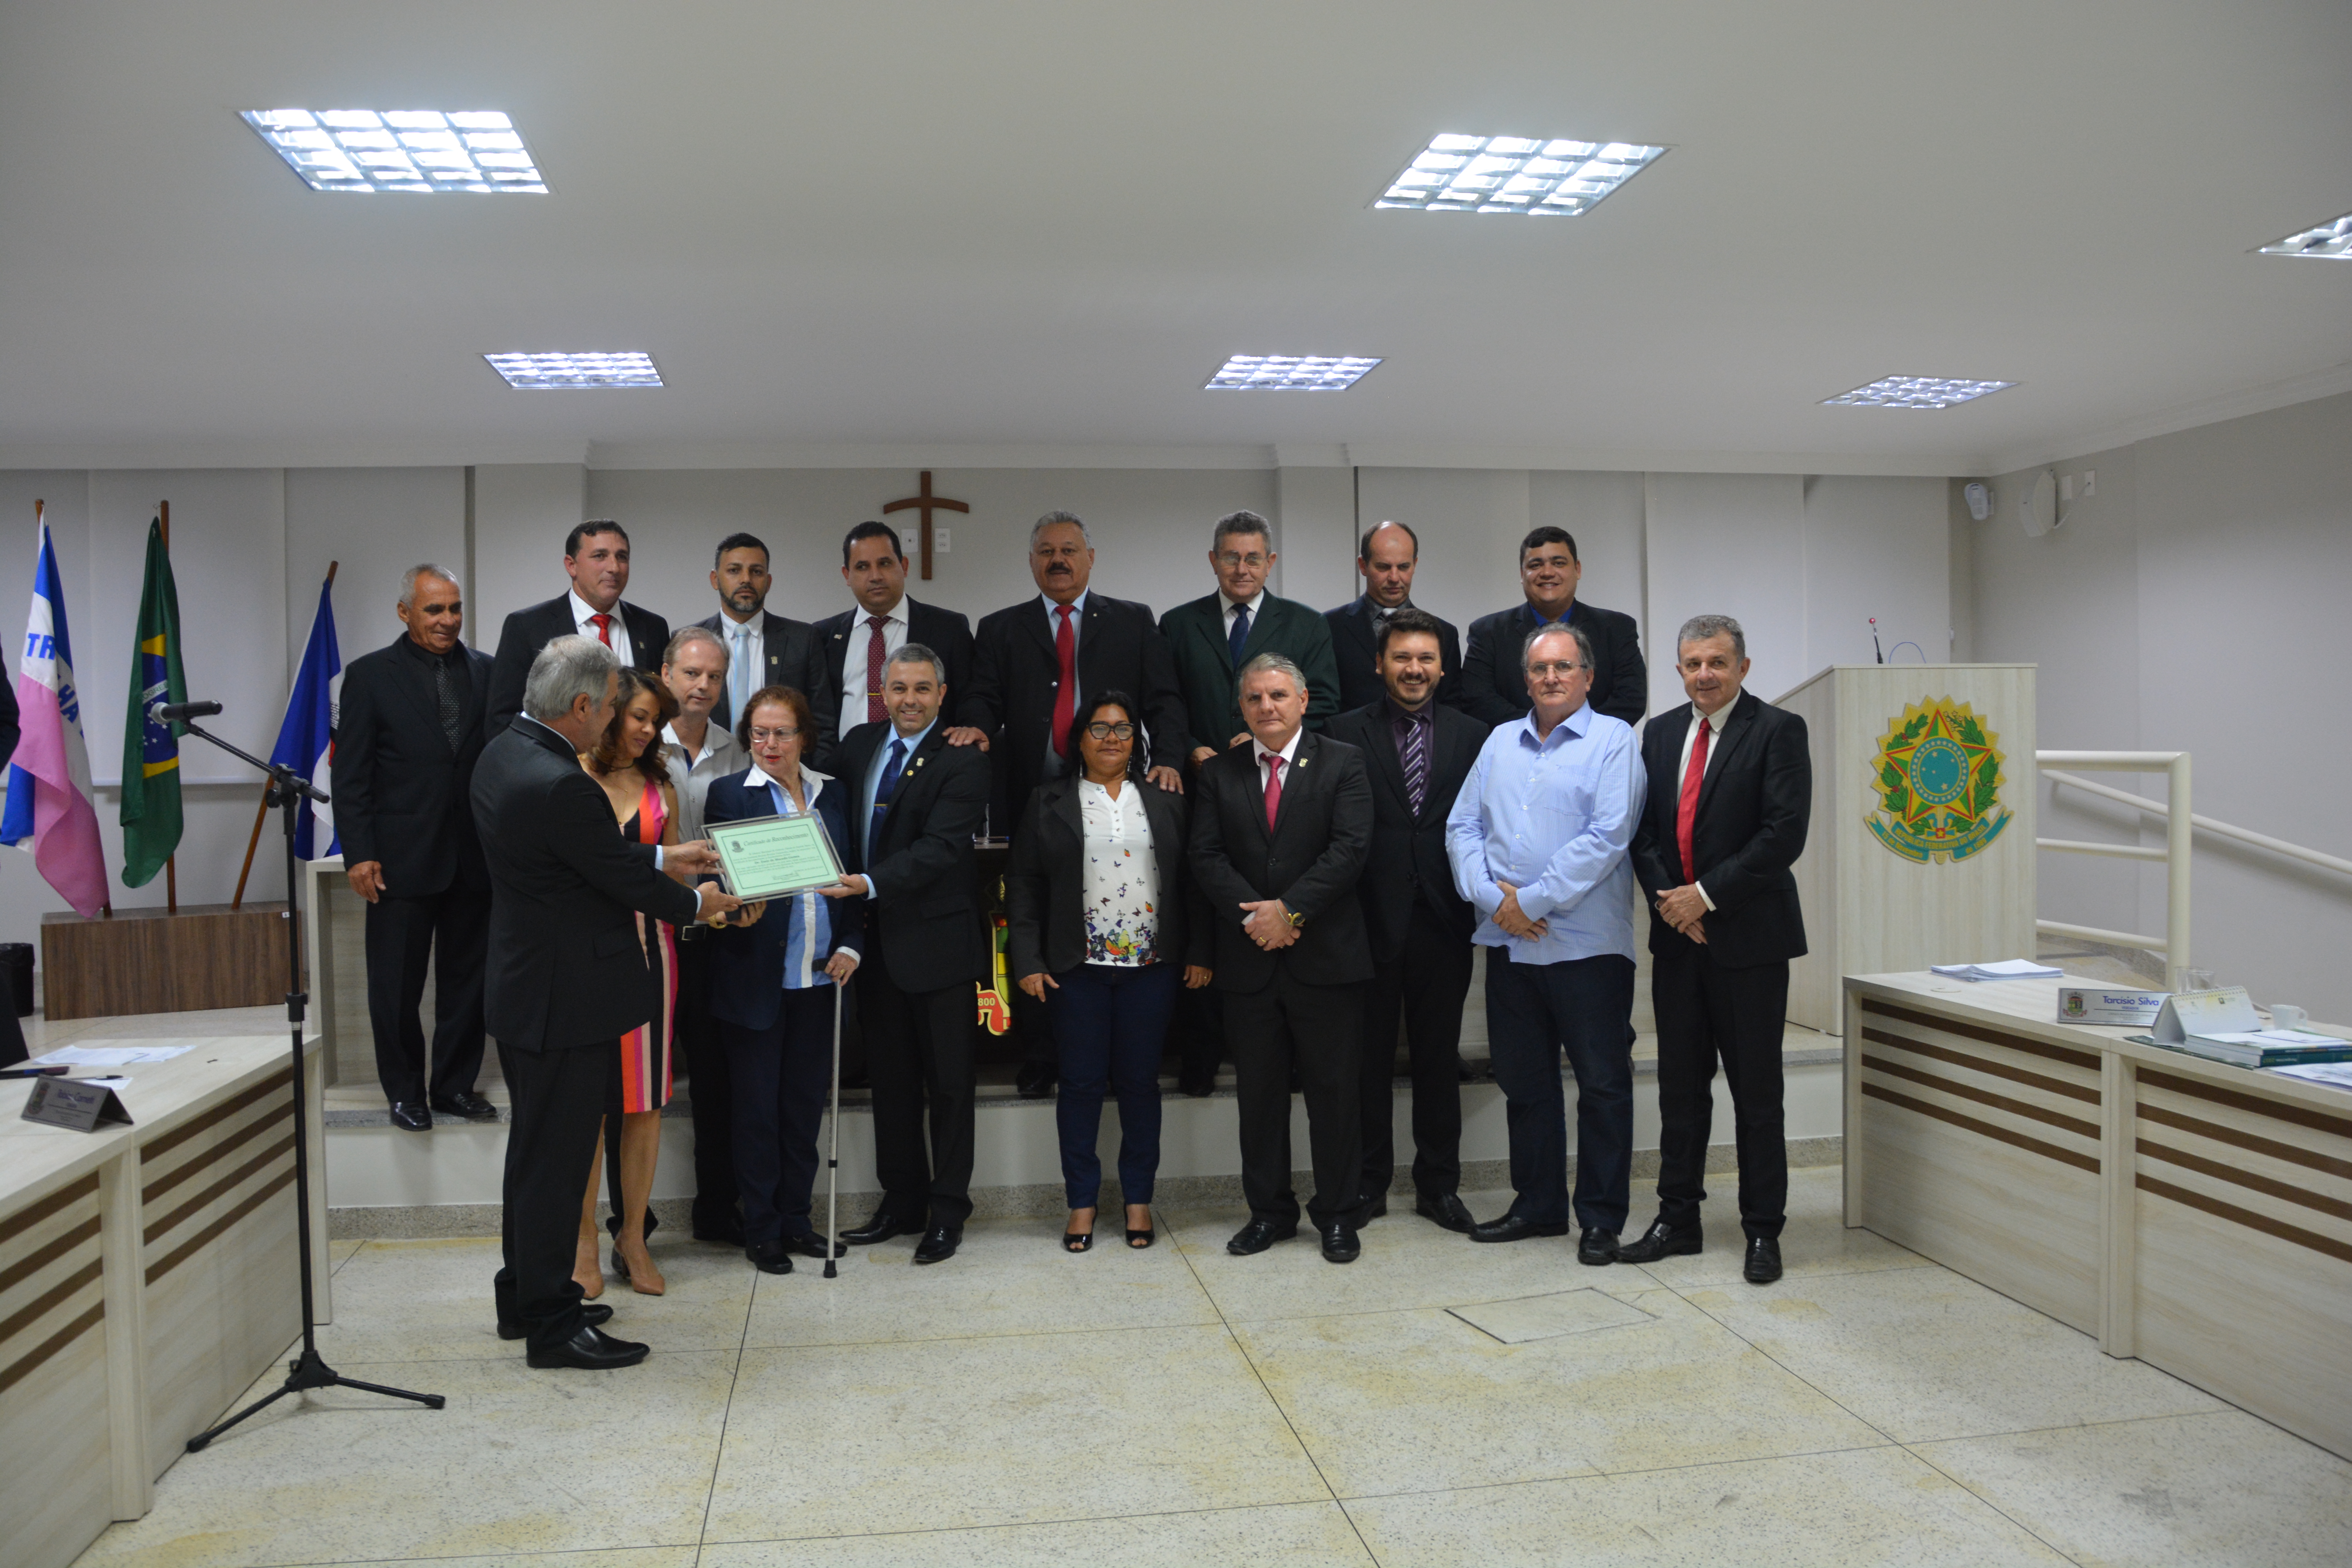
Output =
[
  {"x1": 1930, "y1": 959, "x2": 2065, "y2": 982},
  {"x1": 2269, "y1": 1061, "x2": 2352, "y2": 1093},
  {"x1": 25, "y1": 1043, "x2": 195, "y2": 1068},
  {"x1": 2133, "y1": 1029, "x2": 2352, "y2": 1069}
]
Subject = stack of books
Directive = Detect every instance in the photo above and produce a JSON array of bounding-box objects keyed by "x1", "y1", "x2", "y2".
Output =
[{"x1": 2141, "y1": 1029, "x2": 2352, "y2": 1069}]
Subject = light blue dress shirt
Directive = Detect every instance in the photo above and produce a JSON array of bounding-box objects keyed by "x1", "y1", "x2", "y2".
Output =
[
  {"x1": 1444, "y1": 701, "x2": 1646, "y2": 965},
  {"x1": 750, "y1": 764, "x2": 848, "y2": 988},
  {"x1": 861, "y1": 715, "x2": 938, "y2": 893}
]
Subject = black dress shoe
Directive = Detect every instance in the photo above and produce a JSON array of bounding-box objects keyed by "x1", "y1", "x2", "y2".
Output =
[
  {"x1": 526, "y1": 1323, "x2": 648, "y2": 1369},
  {"x1": 1356, "y1": 1193, "x2": 1388, "y2": 1223},
  {"x1": 1616, "y1": 1219, "x2": 1703, "y2": 1264},
  {"x1": 1578, "y1": 1228, "x2": 1621, "y2": 1266},
  {"x1": 1178, "y1": 1069, "x2": 1216, "y2": 1098},
  {"x1": 1226, "y1": 1217, "x2": 1299, "y2": 1255},
  {"x1": 746, "y1": 1239, "x2": 794, "y2": 1274},
  {"x1": 841, "y1": 1207, "x2": 925, "y2": 1246},
  {"x1": 1319, "y1": 1220, "x2": 1360, "y2": 1263},
  {"x1": 498, "y1": 1302, "x2": 610, "y2": 1341},
  {"x1": 1744, "y1": 1235, "x2": 1783, "y2": 1285},
  {"x1": 911, "y1": 1223, "x2": 962, "y2": 1264},
  {"x1": 1470, "y1": 1211, "x2": 1569, "y2": 1244},
  {"x1": 428, "y1": 1090, "x2": 499, "y2": 1121},
  {"x1": 1014, "y1": 1062, "x2": 1057, "y2": 1099},
  {"x1": 1414, "y1": 1193, "x2": 1476, "y2": 1234},
  {"x1": 782, "y1": 1231, "x2": 848, "y2": 1259},
  {"x1": 388, "y1": 1102, "x2": 432, "y2": 1132}
]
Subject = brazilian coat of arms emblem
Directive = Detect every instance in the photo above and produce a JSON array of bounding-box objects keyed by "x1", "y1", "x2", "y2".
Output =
[{"x1": 1866, "y1": 698, "x2": 2012, "y2": 864}]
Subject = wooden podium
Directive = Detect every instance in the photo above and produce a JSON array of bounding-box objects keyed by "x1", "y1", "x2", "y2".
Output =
[{"x1": 1776, "y1": 664, "x2": 2038, "y2": 1036}]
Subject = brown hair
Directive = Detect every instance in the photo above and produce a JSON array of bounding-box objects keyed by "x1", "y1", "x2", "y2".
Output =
[
  {"x1": 735, "y1": 684, "x2": 816, "y2": 752},
  {"x1": 591, "y1": 666, "x2": 677, "y2": 784}
]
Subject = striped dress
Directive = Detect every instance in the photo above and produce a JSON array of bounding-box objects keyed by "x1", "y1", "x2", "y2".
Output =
[{"x1": 617, "y1": 777, "x2": 679, "y2": 1113}]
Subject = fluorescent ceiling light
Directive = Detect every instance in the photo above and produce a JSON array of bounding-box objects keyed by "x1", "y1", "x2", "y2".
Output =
[
  {"x1": 1375, "y1": 133, "x2": 1665, "y2": 216},
  {"x1": 241, "y1": 109, "x2": 547, "y2": 193},
  {"x1": 1204, "y1": 355, "x2": 1383, "y2": 391},
  {"x1": 2258, "y1": 212, "x2": 2352, "y2": 259},
  {"x1": 485, "y1": 352, "x2": 663, "y2": 389},
  {"x1": 1822, "y1": 376, "x2": 2016, "y2": 410}
]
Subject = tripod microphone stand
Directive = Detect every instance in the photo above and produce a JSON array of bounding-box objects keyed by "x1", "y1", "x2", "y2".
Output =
[{"x1": 176, "y1": 709, "x2": 442, "y2": 1451}]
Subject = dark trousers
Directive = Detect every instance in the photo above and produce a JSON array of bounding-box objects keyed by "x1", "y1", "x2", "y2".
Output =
[
  {"x1": 858, "y1": 945, "x2": 977, "y2": 1224},
  {"x1": 673, "y1": 939, "x2": 738, "y2": 1231},
  {"x1": 718, "y1": 985, "x2": 837, "y2": 1244},
  {"x1": 1653, "y1": 946, "x2": 1789, "y2": 1240},
  {"x1": 1485, "y1": 950, "x2": 1635, "y2": 1232},
  {"x1": 1049, "y1": 962, "x2": 1177, "y2": 1209},
  {"x1": 1226, "y1": 970, "x2": 1363, "y2": 1227},
  {"x1": 363, "y1": 887, "x2": 487, "y2": 1105},
  {"x1": 493, "y1": 1039, "x2": 608, "y2": 1352},
  {"x1": 1174, "y1": 984, "x2": 1225, "y2": 1082},
  {"x1": 1358, "y1": 907, "x2": 1472, "y2": 1202}
]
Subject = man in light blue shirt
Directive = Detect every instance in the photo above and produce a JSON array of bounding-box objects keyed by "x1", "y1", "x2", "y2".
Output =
[{"x1": 1446, "y1": 620, "x2": 1646, "y2": 1263}]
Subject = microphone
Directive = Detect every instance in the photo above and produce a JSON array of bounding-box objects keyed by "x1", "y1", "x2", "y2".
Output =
[
  {"x1": 1869, "y1": 618, "x2": 1884, "y2": 666},
  {"x1": 149, "y1": 699, "x2": 223, "y2": 723}
]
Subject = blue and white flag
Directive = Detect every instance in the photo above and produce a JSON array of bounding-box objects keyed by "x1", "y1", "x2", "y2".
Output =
[
  {"x1": 271, "y1": 574, "x2": 342, "y2": 860},
  {"x1": 2, "y1": 514, "x2": 109, "y2": 915}
]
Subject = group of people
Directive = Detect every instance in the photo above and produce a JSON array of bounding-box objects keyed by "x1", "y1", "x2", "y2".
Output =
[{"x1": 332, "y1": 505, "x2": 1811, "y2": 1370}]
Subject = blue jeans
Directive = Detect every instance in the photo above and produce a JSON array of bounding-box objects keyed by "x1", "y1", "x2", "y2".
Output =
[
  {"x1": 1048, "y1": 962, "x2": 1178, "y2": 1209},
  {"x1": 1484, "y1": 950, "x2": 1636, "y2": 1232}
]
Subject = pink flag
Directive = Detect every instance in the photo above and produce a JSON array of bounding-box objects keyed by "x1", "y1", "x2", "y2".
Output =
[{"x1": 1, "y1": 516, "x2": 109, "y2": 917}]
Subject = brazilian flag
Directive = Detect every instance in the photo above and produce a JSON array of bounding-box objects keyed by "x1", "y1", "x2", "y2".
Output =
[{"x1": 120, "y1": 517, "x2": 187, "y2": 887}]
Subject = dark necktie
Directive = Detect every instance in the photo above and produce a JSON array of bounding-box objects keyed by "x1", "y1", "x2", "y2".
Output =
[
  {"x1": 1397, "y1": 710, "x2": 1429, "y2": 817},
  {"x1": 1227, "y1": 602, "x2": 1251, "y2": 668},
  {"x1": 1676, "y1": 715, "x2": 1712, "y2": 880},
  {"x1": 870, "y1": 737, "x2": 908, "y2": 859},
  {"x1": 1050, "y1": 604, "x2": 1077, "y2": 759},
  {"x1": 864, "y1": 615, "x2": 889, "y2": 724},
  {"x1": 1261, "y1": 752, "x2": 1284, "y2": 832},
  {"x1": 432, "y1": 655, "x2": 463, "y2": 751}
]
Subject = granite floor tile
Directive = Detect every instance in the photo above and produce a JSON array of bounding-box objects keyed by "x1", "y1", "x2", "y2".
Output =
[
  {"x1": 700, "y1": 1500, "x2": 1374, "y2": 1566},
  {"x1": 327, "y1": 1238, "x2": 364, "y2": 1273},
  {"x1": 1626, "y1": 1163, "x2": 1929, "y2": 1289},
  {"x1": 360, "y1": 1553, "x2": 696, "y2": 1568}
]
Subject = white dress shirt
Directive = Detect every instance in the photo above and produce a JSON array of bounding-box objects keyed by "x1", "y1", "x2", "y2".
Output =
[
  {"x1": 1673, "y1": 699, "x2": 1735, "y2": 910},
  {"x1": 835, "y1": 599, "x2": 909, "y2": 738},
  {"x1": 569, "y1": 589, "x2": 633, "y2": 667}
]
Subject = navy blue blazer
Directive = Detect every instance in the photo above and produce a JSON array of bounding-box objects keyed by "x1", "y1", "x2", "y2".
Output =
[{"x1": 702, "y1": 766, "x2": 863, "y2": 1033}]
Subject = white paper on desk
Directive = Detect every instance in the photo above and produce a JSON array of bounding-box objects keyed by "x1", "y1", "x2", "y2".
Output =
[
  {"x1": 27, "y1": 1043, "x2": 195, "y2": 1067},
  {"x1": 2269, "y1": 1062, "x2": 2352, "y2": 1092},
  {"x1": 2193, "y1": 1029, "x2": 2340, "y2": 1048},
  {"x1": 1930, "y1": 959, "x2": 2063, "y2": 982},
  {"x1": 74, "y1": 1076, "x2": 130, "y2": 1091}
]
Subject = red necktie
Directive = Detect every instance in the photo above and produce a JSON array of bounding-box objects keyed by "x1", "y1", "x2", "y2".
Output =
[
  {"x1": 1050, "y1": 604, "x2": 1077, "y2": 759},
  {"x1": 588, "y1": 612, "x2": 613, "y2": 648},
  {"x1": 1676, "y1": 715, "x2": 1711, "y2": 881},
  {"x1": 864, "y1": 615, "x2": 888, "y2": 724},
  {"x1": 1262, "y1": 753, "x2": 1284, "y2": 832}
]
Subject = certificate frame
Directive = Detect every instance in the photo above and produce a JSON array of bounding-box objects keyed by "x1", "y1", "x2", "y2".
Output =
[{"x1": 706, "y1": 811, "x2": 847, "y2": 900}]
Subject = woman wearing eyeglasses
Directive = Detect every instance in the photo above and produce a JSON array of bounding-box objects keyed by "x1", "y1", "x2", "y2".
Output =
[{"x1": 1005, "y1": 691, "x2": 1213, "y2": 1252}]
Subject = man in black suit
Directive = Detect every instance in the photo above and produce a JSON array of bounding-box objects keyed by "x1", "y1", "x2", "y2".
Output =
[
  {"x1": 485, "y1": 521, "x2": 670, "y2": 736},
  {"x1": 333, "y1": 564, "x2": 498, "y2": 1131},
  {"x1": 1461, "y1": 526, "x2": 1646, "y2": 730},
  {"x1": 1191, "y1": 653, "x2": 1375, "y2": 1263},
  {"x1": 698, "y1": 532, "x2": 818, "y2": 735},
  {"x1": 807, "y1": 521, "x2": 975, "y2": 775},
  {"x1": 1325, "y1": 521, "x2": 1465, "y2": 713},
  {"x1": 1620, "y1": 614, "x2": 1810, "y2": 1287},
  {"x1": 824, "y1": 643, "x2": 992, "y2": 1264},
  {"x1": 1325, "y1": 610, "x2": 1488, "y2": 1234},
  {"x1": 951, "y1": 510, "x2": 1189, "y2": 1096},
  {"x1": 472, "y1": 635, "x2": 737, "y2": 1368}
]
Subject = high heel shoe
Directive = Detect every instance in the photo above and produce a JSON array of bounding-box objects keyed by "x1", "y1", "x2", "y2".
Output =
[
  {"x1": 612, "y1": 1245, "x2": 666, "y2": 1296},
  {"x1": 1062, "y1": 1228, "x2": 1094, "y2": 1253},
  {"x1": 1126, "y1": 1226, "x2": 1154, "y2": 1249},
  {"x1": 575, "y1": 1246, "x2": 606, "y2": 1299}
]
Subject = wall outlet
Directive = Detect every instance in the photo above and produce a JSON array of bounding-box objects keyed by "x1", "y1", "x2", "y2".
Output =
[
  {"x1": 935, "y1": 527, "x2": 952, "y2": 554},
  {"x1": 2081, "y1": 469, "x2": 2096, "y2": 497},
  {"x1": 898, "y1": 527, "x2": 918, "y2": 556}
]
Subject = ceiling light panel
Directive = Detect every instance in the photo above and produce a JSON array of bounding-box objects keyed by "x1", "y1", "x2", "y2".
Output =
[
  {"x1": 242, "y1": 109, "x2": 546, "y2": 193},
  {"x1": 1821, "y1": 376, "x2": 2016, "y2": 410},
  {"x1": 1204, "y1": 356, "x2": 1383, "y2": 391},
  {"x1": 485, "y1": 352, "x2": 663, "y2": 389},
  {"x1": 1376, "y1": 134, "x2": 1665, "y2": 216},
  {"x1": 2259, "y1": 212, "x2": 2352, "y2": 259}
]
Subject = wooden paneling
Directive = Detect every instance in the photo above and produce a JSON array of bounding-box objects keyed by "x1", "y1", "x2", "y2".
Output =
[
  {"x1": 0, "y1": 1172, "x2": 110, "y2": 1568},
  {"x1": 40, "y1": 903, "x2": 296, "y2": 1021}
]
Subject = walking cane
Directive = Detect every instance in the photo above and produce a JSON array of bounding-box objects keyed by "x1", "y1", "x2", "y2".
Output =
[{"x1": 824, "y1": 977, "x2": 843, "y2": 1279}]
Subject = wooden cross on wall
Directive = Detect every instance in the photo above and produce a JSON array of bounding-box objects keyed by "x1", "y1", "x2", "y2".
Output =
[{"x1": 882, "y1": 470, "x2": 968, "y2": 581}]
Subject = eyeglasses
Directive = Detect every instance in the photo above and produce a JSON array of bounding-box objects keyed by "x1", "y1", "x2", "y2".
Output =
[
  {"x1": 747, "y1": 726, "x2": 800, "y2": 744},
  {"x1": 1215, "y1": 552, "x2": 1270, "y2": 570},
  {"x1": 1083, "y1": 722, "x2": 1137, "y2": 741},
  {"x1": 1526, "y1": 660, "x2": 1587, "y2": 677}
]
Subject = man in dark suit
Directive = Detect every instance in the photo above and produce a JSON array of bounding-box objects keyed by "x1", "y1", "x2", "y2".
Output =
[
  {"x1": 1324, "y1": 521, "x2": 1465, "y2": 714},
  {"x1": 952, "y1": 509, "x2": 1189, "y2": 1096},
  {"x1": 471, "y1": 635, "x2": 736, "y2": 1368},
  {"x1": 1461, "y1": 526, "x2": 1646, "y2": 730},
  {"x1": 333, "y1": 564, "x2": 498, "y2": 1131},
  {"x1": 486, "y1": 521, "x2": 670, "y2": 735},
  {"x1": 698, "y1": 532, "x2": 818, "y2": 735},
  {"x1": 807, "y1": 521, "x2": 974, "y2": 776},
  {"x1": 1325, "y1": 610, "x2": 1489, "y2": 1234},
  {"x1": 1621, "y1": 614, "x2": 1810, "y2": 1286},
  {"x1": 824, "y1": 643, "x2": 992, "y2": 1264},
  {"x1": 1190, "y1": 652, "x2": 1374, "y2": 1263}
]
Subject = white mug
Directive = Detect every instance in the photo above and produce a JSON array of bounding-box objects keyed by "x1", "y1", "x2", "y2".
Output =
[{"x1": 2269, "y1": 1003, "x2": 2309, "y2": 1030}]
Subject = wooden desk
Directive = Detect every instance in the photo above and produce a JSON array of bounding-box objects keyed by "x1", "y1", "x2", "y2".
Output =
[
  {"x1": 0, "y1": 1032, "x2": 328, "y2": 1568},
  {"x1": 1846, "y1": 972, "x2": 2352, "y2": 1459}
]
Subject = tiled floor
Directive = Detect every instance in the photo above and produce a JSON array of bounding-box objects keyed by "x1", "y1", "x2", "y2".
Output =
[{"x1": 73, "y1": 1166, "x2": 2352, "y2": 1568}]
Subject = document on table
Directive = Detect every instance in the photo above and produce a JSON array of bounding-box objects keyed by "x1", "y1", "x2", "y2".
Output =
[
  {"x1": 2268, "y1": 1062, "x2": 2352, "y2": 1093},
  {"x1": 27, "y1": 1043, "x2": 197, "y2": 1067},
  {"x1": 1929, "y1": 959, "x2": 2065, "y2": 982}
]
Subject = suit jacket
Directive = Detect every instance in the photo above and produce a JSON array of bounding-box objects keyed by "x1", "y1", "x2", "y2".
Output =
[
  {"x1": 1461, "y1": 600, "x2": 1646, "y2": 730},
  {"x1": 486, "y1": 595, "x2": 670, "y2": 737},
  {"x1": 1323, "y1": 597, "x2": 1466, "y2": 714},
  {"x1": 838, "y1": 719, "x2": 991, "y2": 992},
  {"x1": 470, "y1": 715, "x2": 701, "y2": 1052},
  {"x1": 1324, "y1": 700, "x2": 1489, "y2": 960},
  {"x1": 806, "y1": 598, "x2": 975, "y2": 771},
  {"x1": 698, "y1": 610, "x2": 819, "y2": 733},
  {"x1": 701, "y1": 766, "x2": 862, "y2": 1032},
  {"x1": 958, "y1": 593, "x2": 1189, "y2": 826},
  {"x1": 1160, "y1": 591, "x2": 1341, "y2": 757},
  {"x1": 1004, "y1": 774, "x2": 1210, "y2": 979},
  {"x1": 1630, "y1": 689, "x2": 1811, "y2": 969},
  {"x1": 332, "y1": 636, "x2": 495, "y2": 898},
  {"x1": 0, "y1": 676, "x2": 18, "y2": 775},
  {"x1": 1187, "y1": 730, "x2": 1374, "y2": 993}
]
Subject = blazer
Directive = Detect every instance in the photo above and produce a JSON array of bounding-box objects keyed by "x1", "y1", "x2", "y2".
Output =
[
  {"x1": 469, "y1": 715, "x2": 701, "y2": 1053},
  {"x1": 957, "y1": 593, "x2": 1190, "y2": 822},
  {"x1": 1323, "y1": 597, "x2": 1466, "y2": 714},
  {"x1": 1461, "y1": 599, "x2": 1647, "y2": 730},
  {"x1": 1187, "y1": 730, "x2": 1374, "y2": 993},
  {"x1": 1159, "y1": 591, "x2": 1342, "y2": 757},
  {"x1": 1324, "y1": 700, "x2": 1490, "y2": 959},
  {"x1": 838, "y1": 719, "x2": 991, "y2": 993},
  {"x1": 332, "y1": 636, "x2": 495, "y2": 898},
  {"x1": 486, "y1": 595, "x2": 670, "y2": 737},
  {"x1": 698, "y1": 610, "x2": 820, "y2": 733},
  {"x1": 1630, "y1": 689, "x2": 1811, "y2": 969},
  {"x1": 806, "y1": 597, "x2": 975, "y2": 770},
  {"x1": 0, "y1": 676, "x2": 18, "y2": 776},
  {"x1": 701, "y1": 766, "x2": 863, "y2": 1032},
  {"x1": 1004, "y1": 774, "x2": 1211, "y2": 979}
]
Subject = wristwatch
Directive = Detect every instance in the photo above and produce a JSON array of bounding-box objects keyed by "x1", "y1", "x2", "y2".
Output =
[{"x1": 1283, "y1": 906, "x2": 1305, "y2": 928}]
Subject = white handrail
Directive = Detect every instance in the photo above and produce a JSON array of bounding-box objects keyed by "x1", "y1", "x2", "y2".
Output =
[
  {"x1": 2043, "y1": 769, "x2": 2352, "y2": 879},
  {"x1": 2034, "y1": 751, "x2": 2192, "y2": 988}
]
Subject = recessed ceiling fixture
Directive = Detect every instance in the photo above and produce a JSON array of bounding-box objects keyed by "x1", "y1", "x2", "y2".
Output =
[
  {"x1": 1375, "y1": 134, "x2": 1666, "y2": 215},
  {"x1": 1204, "y1": 355, "x2": 1383, "y2": 391},
  {"x1": 241, "y1": 109, "x2": 546, "y2": 193},
  {"x1": 484, "y1": 352, "x2": 663, "y2": 389},
  {"x1": 1821, "y1": 376, "x2": 2016, "y2": 410},
  {"x1": 2258, "y1": 211, "x2": 2352, "y2": 259}
]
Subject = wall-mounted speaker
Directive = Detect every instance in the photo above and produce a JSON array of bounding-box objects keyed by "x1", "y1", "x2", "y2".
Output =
[{"x1": 1963, "y1": 481, "x2": 1992, "y2": 521}]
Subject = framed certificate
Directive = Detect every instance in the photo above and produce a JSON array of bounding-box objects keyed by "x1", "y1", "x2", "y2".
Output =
[{"x1": 706, "y1": 812, "x2": 847, "y2": 900}]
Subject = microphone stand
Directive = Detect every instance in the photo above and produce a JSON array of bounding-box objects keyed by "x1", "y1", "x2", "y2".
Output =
[{"x1": 178, "y1": 714, "x2": 443, "y2": 1451}]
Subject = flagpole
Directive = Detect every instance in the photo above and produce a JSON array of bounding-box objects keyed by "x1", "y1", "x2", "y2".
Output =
[
  {"x1": 234, "y1": 561, "x2": 336, "y2": 909},
  {"x1": 160, "y1": 500, "x2": 176, "y2": 915}
]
